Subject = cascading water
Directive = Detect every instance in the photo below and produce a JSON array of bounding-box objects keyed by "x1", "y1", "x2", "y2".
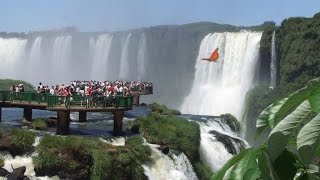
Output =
[
  {"x1": 197, "y1": 117, "x2": 243, "y2": 171},
  {"x1": 270, "y1": 31, "x2": 277, "y2": 88},
  {"x1": 90, "y1": 34, "x2": 113, "y2": 79},
  {"x1": 143, "y1": 144, "x2": 198, "y2": 180},
  {"x1": 180, "y1": 32, "x2": 262, "y2": 119},
  {"x1": 51, "y1": 36, "x2": 72, "y2": 84},
  {"x1": 119, "y1": 33, "x2": 132, "y2": 80},
  {"x1": 137, "y1": 33, "x2": 147, "y2": 80},
  {"x1": 0, "y1": 38, "x2": 27, "y2": 79},
  {"x1": 27, "y1": 37, "x2": 43, "y2": 83}
]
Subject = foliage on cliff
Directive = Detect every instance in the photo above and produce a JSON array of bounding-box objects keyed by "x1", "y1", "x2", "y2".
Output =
[
  {"x1": 0, "y1": 79, "x2": 34, "y2": 91},
  {"x1": 130, "y1": 103, "x2": 212, "y2": 179},
  {"x1": 33, "y1": 135, "x2": 151, "y2": 180},
  {"x1": 214, "y1": 78, "x2": 320, "y2": 179}
]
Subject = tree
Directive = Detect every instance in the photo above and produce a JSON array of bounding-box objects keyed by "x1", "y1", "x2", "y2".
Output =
[{"x1": 212, "y1": 78, "x2": 320, "y2": 179}]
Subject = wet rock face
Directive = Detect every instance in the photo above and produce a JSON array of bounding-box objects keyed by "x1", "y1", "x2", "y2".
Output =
[
  {"x1": 209, "y1": 130, "x2": 241, "y2": 155},
  {"x1": 6, "y1": 166, "x2": 26, "y2": 180},
  {"x1": 0, "y1": 168, "x2": 10, "y2": 177},
  {"x1": 0, "y1": 134, "x2": 12, "y2": 152}
]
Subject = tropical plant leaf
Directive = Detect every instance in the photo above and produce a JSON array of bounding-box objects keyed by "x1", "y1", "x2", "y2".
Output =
[
  {"x1": 272, "y1": 150, "x2": 298, "y2": 180},
  {"x1": 230, "y1": 148, "x2": 261, "y2": 180},
  {"x1": 255, "y1": 104, "x2": 273, "y2": 139},
  {"x1": 211, "y1": 148, "x2": 256, "y2": 180},
  {"x1": 309, "y1": 87, "x2": 320, "y2": 113},
  {"x1": 297, "y1": 114, "x2": 320, "y2": 164},
  {"x1": 268, "y1": 100, "x2": 312, "y2": 161},
  {"x1": 273, "y1": 86, "x2": 315, "y2": 126},
  {"x1": 258, "y1": 150, "x2": 279, "y2": 180}
]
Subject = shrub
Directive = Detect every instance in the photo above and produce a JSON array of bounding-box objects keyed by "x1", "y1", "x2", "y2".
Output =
[
  {"x1": 31, "y1": 118, "x2": 48, "y2": 130},
  {"x1": 10, "y1": 129, "x2": 36, "y2": 156},
  {"x1": 34, "y1": 135, "x2": 151, "y2": 179}
]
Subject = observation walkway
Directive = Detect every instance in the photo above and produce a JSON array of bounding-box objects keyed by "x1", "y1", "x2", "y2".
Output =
[{"x1": 0, "y1": 87, "x2": 153, "y2": 136}]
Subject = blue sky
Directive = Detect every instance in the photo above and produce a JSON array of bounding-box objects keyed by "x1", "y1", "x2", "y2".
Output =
[{"x1": 1, "y1": 0, "x2": 319, "y2": 32}]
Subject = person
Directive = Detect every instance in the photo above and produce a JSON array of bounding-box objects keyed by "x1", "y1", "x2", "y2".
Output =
[{"x1": 37, "y1": 82, "x2": 42, "y2": 93}]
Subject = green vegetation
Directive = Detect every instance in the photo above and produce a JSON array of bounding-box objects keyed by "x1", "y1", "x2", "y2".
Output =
[
  {"x1": 213, "y1": 78, "x2": 320, "y2": 179},
  {"x1": 31, "y1": 118, "x2": 48, "y2": 130},
  {"x1": 0, "y1": 158, "x2": 3, "y2": 167},
  {"x1": 0, "y1": 79, "x2": 34, "y2": 91},
  {"x1": 10, "y1": 129, "x2": 36, "y2": 156},
  {"x1": 130, "y1": 102, "x2": 212, "y2": 179},
  {"x1": 34, "y1": 135, "x2": 151, "y2": 180},
  {"x1": 220, "y1": 113, "x2": 240, "y2": 133}
]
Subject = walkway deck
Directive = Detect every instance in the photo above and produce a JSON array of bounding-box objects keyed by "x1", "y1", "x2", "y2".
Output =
[{"x1": 0, "y1": 90, "x2": 152, "y2": 136}]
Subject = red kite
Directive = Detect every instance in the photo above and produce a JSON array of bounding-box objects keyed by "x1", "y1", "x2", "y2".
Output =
[{"x1": 201, "y1": 48, "x2": 219, "y2": 62}]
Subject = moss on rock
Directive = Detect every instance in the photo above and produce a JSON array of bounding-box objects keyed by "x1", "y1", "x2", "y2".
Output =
[
  {"x1": 31, "y1": 118, "x2": 48, "y2": 130},
  {"x1": 33, "y1": 135, "x2": 151, "y2": 180}
]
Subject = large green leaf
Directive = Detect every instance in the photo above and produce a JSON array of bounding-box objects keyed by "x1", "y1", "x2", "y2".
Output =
[
  {"x1": 297, "y1": 113, "x2": 320, "y2": 164},
  {"x1": 273, "y1": 86, "x2": 314, "y2": 126},
  {"x1": 309, "y1": 87, "x2": 320, "y2": 113},
  {"x1": 211, "y1": 148, "x2": 258, "y2": 180},
  {"x1": 255, "y1": 104, "x2": 273, "y2": 139},
  {"x1": 272, "y1": 150, "x2": 298, "y2": 180},
  {"x1": 230, "y1": 148, "x2": 261, "y2": 180},
  {"x1": 268, "y1": 100, "x2": 312, "y2": 161},
  {"x1": 258, "y1": 150, "x2": 279, "y2": 180}
]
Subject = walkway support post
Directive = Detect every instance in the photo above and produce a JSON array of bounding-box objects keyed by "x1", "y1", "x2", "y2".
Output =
[
  {"x1": 0, "y1": 107, "x2": 2, "y2": 122},
  {"x1": 79, "y1": 111, "x2": 87, "y2": 122},
  {"x1": 113, "y1": 110, "x2": 124, "y2": 136},
  {"x1": 23, "y1": 108, "x2": 32, "y2": 122},
  {"x1": 57, "y1": 111, "x2": 70, "y2": 135},
  {"x1": 132, "y1": 94, "x2": 140, "y2": 106}
]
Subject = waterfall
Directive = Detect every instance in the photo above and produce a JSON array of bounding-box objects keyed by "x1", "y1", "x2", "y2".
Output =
[
  {"x1": 180, "y1": 32, "x2": 262, "y2": 119},
  {"x1": 27, "y1": 37, "x2": 43, "y2": 83},
  {"x1": 270, "y1": 31, "x2": 277, "y2": 88},
  {"x1": 119, "y1": 33, "x2": 132, "y2": 80},
  {"x1": 198, "y1": 118, "x2": 243, "y2": 171},
  {"x1": 51, "y1": 36, "x2": 72, "y2": 84},
  {"x1": 0, "y1": 38, "x2": 27, "y2": 79},
  {"x1": 90, "y1": 34, "x2": 113, "y2": 79},
  {"x1": 137, "y1": 33, "x2": 147, "y2": 80},
  {"x1": 143, "y1": 144, "x2": 198, "y2": 180}
]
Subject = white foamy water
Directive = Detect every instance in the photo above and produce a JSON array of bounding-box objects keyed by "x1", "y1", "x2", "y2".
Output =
[
  {"x1": 143, "y1": 144, "x2": 198, "y2": 180},
  {"x1": 119, "y1": 33, "x2": 132, "y2": 80},
  {"x1": 51, "y1": 36, "x2": 72, "y2": 84},
  {"x1": 90, "y1": 34, "x2": 113, "y2": 79},
  {"x1": 137, "y1": 33, "x2": 147, "y2": 80},
  {"x1": 0, "y1": 38, "x2": 27, "y2": 79},
  {"x1": 99, "y1": 137, "x2": 125, "y2": 146},
  {"x1": 180, "y1": 32, "x2": 262, "y2": 119},
  {"x1": 270, "y1": 31, "x2": 277, "y2": 88},
  {"x1": 197, "y1": 118, "x2": 243, "y2": 171}
]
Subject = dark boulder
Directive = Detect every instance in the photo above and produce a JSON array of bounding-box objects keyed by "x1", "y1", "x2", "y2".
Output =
[
  {"x1": 0, "y1": 168, "x2": 10, "y2": 177},
  {"x1": 6, "y1": 166, "x2": 26, "y2": 180},
  {"x1": 140, "y1": 103, "x2": 148, "y2": 106},
  {"x1": 0, "y1": 133, "x2": 12, "y2": 152},
  {"x1": 158, "y1": 145, "x2": 169, "y2": 155}
]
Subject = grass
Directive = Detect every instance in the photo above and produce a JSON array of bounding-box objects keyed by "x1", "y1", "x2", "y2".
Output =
[
  {"x1": 31, "y1": 118, "x2": 48, "y2": 130},
  {"x1": 10, "y1": 129, "x2": 36, "y2": 156},
  {"x1": 33, "y1": 135, "x2": 151, "y2": 179}
]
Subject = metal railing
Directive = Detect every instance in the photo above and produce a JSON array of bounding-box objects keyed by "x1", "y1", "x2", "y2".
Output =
[{"x1": 0, "y1": 91, "x2": 133, "y2": 109}]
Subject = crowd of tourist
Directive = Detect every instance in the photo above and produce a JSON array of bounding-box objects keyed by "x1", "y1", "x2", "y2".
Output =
[{"x1": 34, "y1": 80, "x2": 153, "y2": 97}]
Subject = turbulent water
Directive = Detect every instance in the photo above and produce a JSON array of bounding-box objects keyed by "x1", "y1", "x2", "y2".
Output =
[
  {"x1": 1, "y1": 29, "x2": 262, "y2": 179},
  {"x1": 270, "y1": 31, "x2": 277, "y2": 88},
  {"x1": 180, "y1": 32, "x2": 262, "y2": 119},
  {"x1": 143, "y1": 144, "x2": 198, "y2": 180},
  {"x1": 197, "y1": 117, "x2": 242, "y2": 171}
]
